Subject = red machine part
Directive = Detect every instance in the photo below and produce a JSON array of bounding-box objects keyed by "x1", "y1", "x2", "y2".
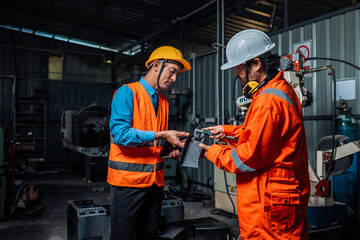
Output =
[{"x1": 315, "y1": 180, "x2": 331, "y2": 198}]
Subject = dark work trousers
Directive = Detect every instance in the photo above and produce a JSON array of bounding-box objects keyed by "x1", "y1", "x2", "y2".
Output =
[{"x1": 110, "y1": 184, "x2": 163, "y2": 240}]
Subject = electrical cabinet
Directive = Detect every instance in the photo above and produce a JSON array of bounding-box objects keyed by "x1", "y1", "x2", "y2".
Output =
[
  {"x1": 214, "y1": 166, "x2": 237, "y2": 214},
  {"x1": 14, "y1": 98, "x2": 47, "y2": 168}
]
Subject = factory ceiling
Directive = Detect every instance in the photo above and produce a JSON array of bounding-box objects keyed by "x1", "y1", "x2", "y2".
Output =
[{"x1": 1, "y1": 0, "x2": 358, "y2": 69}]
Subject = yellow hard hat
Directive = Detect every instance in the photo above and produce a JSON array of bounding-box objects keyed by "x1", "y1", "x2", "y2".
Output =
[{"x1": 145, "y1": 46, "x2": 191, "y2": 72}]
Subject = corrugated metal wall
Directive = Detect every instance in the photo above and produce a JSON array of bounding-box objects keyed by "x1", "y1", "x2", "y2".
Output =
[
  {"x1": 0, "y1": 28, "x2": 118, "y2": 168},
  {"x1": 0, "y1": 76, "x2": 116, "y2": 168},
  {"x1": 172, "y1": 8, "x2": 360, "y2": 192}
]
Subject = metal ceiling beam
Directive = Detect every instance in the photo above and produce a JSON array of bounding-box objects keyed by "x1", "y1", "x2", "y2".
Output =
[
  {"x1": 117, "y1": 0, "x2": 254, "y2": 58},
  {"x1": 1, "y1": 6, "x2": 140, "y2": 44},
  {"x1": 226, "y1": 19, "x2": 269, "y2": 32},
  {"x1": 228, "y1": 14, "x2": 270, "y2": 28},
  {"x1": 123, "y1": 9, "x2": 219, "y2": 56},
  {"x1": 109, "y1": 0, "x2": 183, "y2": 20},
  {"x1": 237, "y1": 9, "x2": 283, "y2": 28},
  {"x1": 68, "y1": 1, "x2": 109, "y2": 40},
  {"x1": 117, "y1": 0, "x2": 217, "y2": 54},
  {"x1": 32, "y1": 0, "x2": 56, "y2": 33}
]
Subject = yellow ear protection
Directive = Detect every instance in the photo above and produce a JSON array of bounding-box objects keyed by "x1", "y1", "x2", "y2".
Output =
[
  {"x1": 243, "y1": 78, "x2": 271, "y2": 99},
  {"x1": 242, "y1": 60, "x2": 271, "y2": 99},
  {"x1": 243, "y1": 81, "x2": 261, "y2": 99}
]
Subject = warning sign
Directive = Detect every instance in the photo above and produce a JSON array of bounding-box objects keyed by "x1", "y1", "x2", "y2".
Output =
[{"x1": 293, "y1": 40, "x2": 312, "y2": 77}]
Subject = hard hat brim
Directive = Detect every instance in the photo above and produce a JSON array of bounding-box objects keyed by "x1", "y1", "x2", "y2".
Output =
[{"x1": 176, "y1": 59, "x2": 191, "y2": 72}]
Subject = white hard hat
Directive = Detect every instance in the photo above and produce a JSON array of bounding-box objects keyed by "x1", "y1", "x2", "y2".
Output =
[{"x1": 221, "y1": 29, "x2": 275, "y2": 70}]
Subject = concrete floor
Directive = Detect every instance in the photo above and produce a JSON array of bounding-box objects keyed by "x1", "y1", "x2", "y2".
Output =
[{"x1": 0, "y1": 169, "x2": 240, "y2": 240}]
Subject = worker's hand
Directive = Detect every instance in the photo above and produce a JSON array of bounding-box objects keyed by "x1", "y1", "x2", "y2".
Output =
[
  {"x1": 199, "y1": 143, "x2": 211, "y2": 158},
  {"x1": 202, "y1": 125, "x2": 225, "y2": 139},
  {"x1": 169, "y1": 149, "x2": 181, "y2": 159},
  {"x1": 155, "y1": 130, "x2": 189, "y2": 148}
]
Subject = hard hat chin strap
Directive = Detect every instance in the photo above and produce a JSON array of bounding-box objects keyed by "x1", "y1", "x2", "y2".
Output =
[{"x1": 157, "y1": 60, "x2": 167, "y2": 90}]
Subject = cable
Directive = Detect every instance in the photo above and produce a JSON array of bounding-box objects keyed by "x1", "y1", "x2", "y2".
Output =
[
  {"x1": 210, "y1": 208, "x2": 237, "y2": 218},
  {"x1": 325, "y1": 66, "x2": 337, "y2": 181},
  {"x1": 304, "y1": 57, "x2": 360, "y2": 71},
  {"x1": 223, "y1": 170, "x2": 236, "y2": 215}
]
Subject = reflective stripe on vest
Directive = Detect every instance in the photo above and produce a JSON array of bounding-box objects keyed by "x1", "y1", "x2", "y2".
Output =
[
  {"x1": 231, "y1": 148, "x2": 255, "y2": 172},
  {"x1": 110, "y1": 134, "x2": 165, "y2": 147},
  {"x1": 108, "y1": 159, "x2": 164, "y2": 172},
  {"x1": 259, "y1": 88, "x2": 293, "y2": 106}
]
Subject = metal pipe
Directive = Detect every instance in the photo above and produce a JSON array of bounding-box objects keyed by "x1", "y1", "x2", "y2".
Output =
[
  {"x1": 215, "y1": 0, "x2": 225, "y2": 125},
  {"x1": 120, "y1": 0, "x2": 217, "y2": 54},
  {"x1": 191, "y1": 53, "x2": 196, "y2": 127},
  {"x1": 284, "y1": 0, "x2": 288, "y2": 28},
  {"x1": 172, "y1": 0, "x2": 216, "y2": 23}
]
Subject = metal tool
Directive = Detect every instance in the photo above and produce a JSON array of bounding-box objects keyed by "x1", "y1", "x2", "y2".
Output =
[
  {"x1": 194, "y1": 129, "x2": 238, "y2": 140},
  {"x1": 179, "y1": 134, "x2": 207, "y2": 168}
]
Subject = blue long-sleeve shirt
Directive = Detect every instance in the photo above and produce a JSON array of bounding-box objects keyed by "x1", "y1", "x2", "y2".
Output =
[{"x1": 110, "y1": 77, "x2": 158, "y2": 147}]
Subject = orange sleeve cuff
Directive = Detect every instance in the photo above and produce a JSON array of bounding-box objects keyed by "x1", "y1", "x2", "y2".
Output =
[{"x1": 223, "y1": 125, "x2": 235, "y2": 135}]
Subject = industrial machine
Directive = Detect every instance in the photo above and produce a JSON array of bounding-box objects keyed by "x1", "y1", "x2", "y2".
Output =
[
  {"x1": 307, "y1": 136, "x2": 360, "y2": 239},
  {"x1": 67, "y1": 200, "x2": 110, "y2": 240},
  {"x1": 60, "y1": 103, "x2": 110, "y2": 181},
  {"x1": 168, "y1": 88, "x2": 191, "y2": 123}
]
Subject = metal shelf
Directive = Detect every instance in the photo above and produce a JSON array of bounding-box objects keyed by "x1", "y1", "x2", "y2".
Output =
[{"x1": 14, "y1": 99, "x2": 47, "y2": 168}]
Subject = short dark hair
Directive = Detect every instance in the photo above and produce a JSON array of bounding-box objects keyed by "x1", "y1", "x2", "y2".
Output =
[
  {"x1": 245, "y1": 53, "x2": 280, "y2": 79},
  {"x1": 259, "y1": 54, "x2": 281, "y2": 79}
]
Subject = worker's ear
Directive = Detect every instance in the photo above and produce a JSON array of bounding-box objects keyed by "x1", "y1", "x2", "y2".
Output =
[
  {"x1": 252, "y1": 58, "x2": 262, "y2": 72},
  {"x1": 152, "y1": 60, "x2": 161, "y2": 72}
]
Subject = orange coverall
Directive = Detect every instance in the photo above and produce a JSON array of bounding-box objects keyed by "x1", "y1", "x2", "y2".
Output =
[{"x1": 206, "y1": 71, "x2": 310, "y2": 239}]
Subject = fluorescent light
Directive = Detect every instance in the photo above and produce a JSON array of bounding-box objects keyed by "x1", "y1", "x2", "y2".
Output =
[{"x1": 0, "y1": 24, "x2": 119, "y2": 53}]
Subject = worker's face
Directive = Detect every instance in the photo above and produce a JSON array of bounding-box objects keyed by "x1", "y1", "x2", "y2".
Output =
[
  {"x1": 234, "y1": 64, "x2": 248, "y2": 87},
  {"x1": 158, "y1": 62, "x2": 181, "y2": 90},
  {"x1": 234, "y1": 58, "x2": 262, "y2": 87}
]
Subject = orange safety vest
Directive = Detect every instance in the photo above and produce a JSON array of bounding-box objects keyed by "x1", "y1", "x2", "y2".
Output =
[
  {"x1": 107, "y1": 82, "x2": 169, "y2": 188},
  {"x1": 207, "y1": 71, "x2": 310, "y2": 239}
]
